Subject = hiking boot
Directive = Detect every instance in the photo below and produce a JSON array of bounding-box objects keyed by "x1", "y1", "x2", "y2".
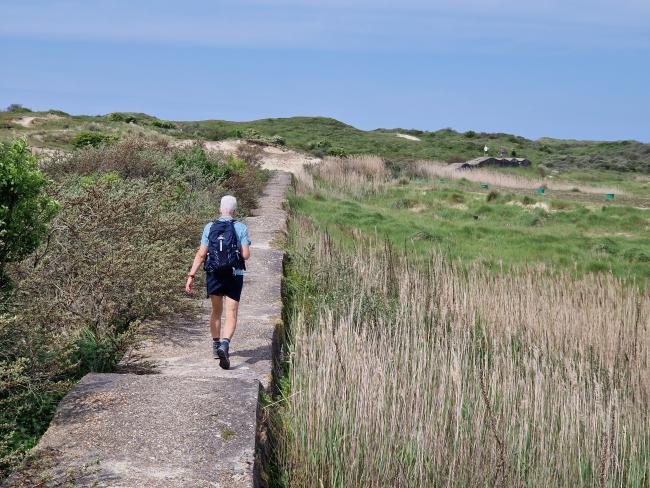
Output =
[
  {"x1": 212, "y1": 339, "x2": 221, "y2": 359},
  {"x1": 217, "y1": 339, "x2": 230, "y2": 370}
]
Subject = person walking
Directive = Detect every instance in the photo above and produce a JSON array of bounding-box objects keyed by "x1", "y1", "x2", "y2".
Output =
[{"x1": 185, "y1": 195, "x2": 251, "y2": 369}]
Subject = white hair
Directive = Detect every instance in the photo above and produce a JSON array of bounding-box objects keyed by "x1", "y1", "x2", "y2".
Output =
[{"x1": 220, "y1": 195, "x2": 237, "y2": 213}]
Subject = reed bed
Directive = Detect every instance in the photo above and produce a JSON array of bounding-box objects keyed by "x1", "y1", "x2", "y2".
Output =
[
  {"x1": 415, "y1": 161, "x2": 622, "y2": 196},
  {"x1": 310, "y1": 155, "x2": 388, "y2": 195},
  {"x1": 275, "y1": 216, "x2": 649, "y2": 487}
]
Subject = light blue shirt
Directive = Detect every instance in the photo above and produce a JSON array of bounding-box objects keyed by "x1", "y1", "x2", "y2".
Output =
[{"x1": 201, "y1": 216, "x2": 250, "y2": 276}]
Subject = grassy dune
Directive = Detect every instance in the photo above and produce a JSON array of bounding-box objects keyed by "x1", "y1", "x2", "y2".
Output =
[{"x1": 2, "y1": 109, "x2": 650, "y2": 175}]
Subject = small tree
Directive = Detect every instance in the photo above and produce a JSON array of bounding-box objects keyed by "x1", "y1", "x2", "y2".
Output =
[
  {"x1": 5, "y1": 104, "x2": 32, "y2": 113},
  {"x1": 0, "y1": 139, "x2": 59, "y2": 287}
]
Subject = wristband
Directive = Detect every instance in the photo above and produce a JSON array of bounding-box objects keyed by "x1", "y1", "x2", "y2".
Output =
[{"x1": 187, "y1": 274, "x2": 195, "y2": 279}]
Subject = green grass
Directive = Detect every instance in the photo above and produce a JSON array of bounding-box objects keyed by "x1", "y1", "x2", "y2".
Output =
[{"x1": 291, "y1": 178, "x2": 650, "y2": 285}]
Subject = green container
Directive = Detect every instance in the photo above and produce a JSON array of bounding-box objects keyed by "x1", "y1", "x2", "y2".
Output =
[
  {"x1": 480, "y1": 183, "x2": 489, "y2": 189},
  {"x1": 606, "y1": 193, "x2": 615, "y2": 199},
  {"x1": 536, "y1": 187, "x2": 545, "y2": 194}
]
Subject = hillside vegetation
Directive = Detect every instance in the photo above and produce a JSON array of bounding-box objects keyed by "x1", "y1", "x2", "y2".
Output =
[
  {"x1": 0, "y1": 137, "x2": 265, "y2": 480},
  {"x1": 2, "y1": 108, "x2": 650, "y2": 175}
]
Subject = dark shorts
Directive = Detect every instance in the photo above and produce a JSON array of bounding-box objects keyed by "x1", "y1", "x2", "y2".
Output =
[{"x1": 206, "y1": 273, "x2": 244, "y2": 302}]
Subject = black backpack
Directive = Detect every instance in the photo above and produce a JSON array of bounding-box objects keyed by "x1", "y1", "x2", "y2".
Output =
[{"x1": 204, "y1": 220, "x2": 244, "y2": 275}]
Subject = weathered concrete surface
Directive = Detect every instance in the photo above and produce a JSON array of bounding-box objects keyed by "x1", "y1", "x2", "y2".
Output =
[{"x1": 6, "y1": 172, "x2": 291, "y2": 488}]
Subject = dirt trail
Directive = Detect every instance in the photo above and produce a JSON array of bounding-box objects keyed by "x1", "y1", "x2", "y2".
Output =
[
  {"x1": 180, "y1": 139, "x2": 320, "y2": 173},
  {"x1": 7, "y1": 172, "x2": 292, "y2": 487},
  {"x1": 12, "y1": 114, "x2": 64, "y2": 127},
  {"x1": 13, "y1": 116, "x2": 36, "y2": 127}
]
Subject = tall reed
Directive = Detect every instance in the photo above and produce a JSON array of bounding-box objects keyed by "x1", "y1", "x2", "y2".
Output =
[
  {"x1": 309, "y1": 155, "x2": 388, "y2": 196},
  {"x1": 276, "y1": 216, "x2": 649, "y2": 487},
  {"x1": 415, "y1": 161, "x2": 621, "y2": 195}
]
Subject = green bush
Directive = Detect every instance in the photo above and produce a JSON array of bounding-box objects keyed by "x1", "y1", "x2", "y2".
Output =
[
  {"x1": 0, "y1": 139, "x2": 59, "y2": 287},
  {"x1": 47, "y1": 109, "x2": 69, "y2": 116},
  {"x1": 522, "y1": 196, "x2": 536, "y2": 205},
  {"x1": 4, "y1": 104, "x2": 32, "y2": 113},
  {"x1": 237, "y1": 128, "x2": 287, "y2": 146},
  {"x1": 269, "y1": 135, "x2": 286, "y2": 146},
  {"x1": 308, "y1": 140, "x2": 330, "y2": 150},
  {"x1": 71, "y1": 131, "x2": 117, "y2": 149},
  {"x1": 328, "y1": 147, "x2": 348, "y2": 157},
  {"x1": 464, "y1": 130, "x2": 476, "y2": 138},
  {"x1": 107, "y1": 113, "x2": 137, "y2": 123},
  {"x1": 0, "y1": 138, "x2": 265, "y2": 480},
  {"x1": 151, "y1": 119, "x2": 175, "y2": 129},
  {"x1": 47, "y1": 138, "x2": 163, "y2": 177}
]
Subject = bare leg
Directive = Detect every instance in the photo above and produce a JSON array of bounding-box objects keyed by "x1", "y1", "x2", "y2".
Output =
[
  {"x1": 222, "y1": 297, "x2": 240, "y2": 340},
  {"x1": 209, "y1": 295, "x2": 223, "y2": 339}
]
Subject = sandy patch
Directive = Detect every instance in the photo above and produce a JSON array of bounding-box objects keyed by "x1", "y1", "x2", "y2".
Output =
[
  {"x1": 176, "y1": 139, "x2": 320, "y2": 174},
  {"x1": 396, "y1": 133, "x2": 421, "y2": 141},
  {"x1": 13, "y1": 116, "x2": 36, "y2": 127},
  {"x1": 508, "y1": 201, "x2": 550, "y2": 211},
  {"x1": 409, "y1": 204, "x2": 428, "y2": 213},
  {"x1": 584, "y1": 230, "x2": 640, "y2": 239},
  {"x1": 12, "y1": 114, "x2": 65, "y2": 127}
]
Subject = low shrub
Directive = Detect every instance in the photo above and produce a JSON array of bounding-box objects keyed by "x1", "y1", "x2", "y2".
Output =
[
  {"x1": 239, "y1": 128, "x2": 286, "y2": 146},
  {"x1": 327, "y1": 147, "x2": 348, "y2": 157},
  {"x1": 48, "y1": 138, "x2": 164, "y2": 177},
  {"x1": 0, "y1": 138, "x2": 266, "y2": 480},
  {"x1": 107, "y1": 113, "x2": 137, "y2": 123},
  {"x1": 4, "y1": 104, "x2": 32, "y2": 113},
  {"x1": 522, "y1": 195, "x2": 536, "y2": 205},
  {"x1": 71, "y1": 131, "x2": 117, "y2": 149},
  {"x1": 151, "y1": 119, "x2": 175, "y2": 129},
  {"x1": 0, "y1": 139, "x2": 59, "y2": 288},
  {"x1": 47, "y1": 109, "x2": 69, "y2": 116}
]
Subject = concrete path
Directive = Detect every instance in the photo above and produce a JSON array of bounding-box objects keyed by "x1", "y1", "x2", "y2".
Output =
[{"x1": 7, "y1": 172, "x2": 291, "y2": 488}]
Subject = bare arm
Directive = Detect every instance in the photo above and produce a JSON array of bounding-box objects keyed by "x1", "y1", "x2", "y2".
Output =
[
  {"x1": 185, "y1": 245, "x2": 208, "y2": 294},
  {"x1": 241, "y1": 244, "x2": 250, "y2": 261}
]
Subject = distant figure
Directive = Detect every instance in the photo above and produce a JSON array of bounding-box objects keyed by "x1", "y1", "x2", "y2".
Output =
[
  {"x1": 185, "y1": 195, "x2": 251, "y2": 369},
  {"x1": 499, "y1": 147, "x2": 506, "y2": 157},
  {"x1": 484, "y1": 145, "x2": 489, "y2": 156}
]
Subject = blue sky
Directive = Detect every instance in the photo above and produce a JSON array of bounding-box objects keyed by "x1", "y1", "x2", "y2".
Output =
[{"x1": 1, "y1": 0, "x2": 649, "y2": 141}]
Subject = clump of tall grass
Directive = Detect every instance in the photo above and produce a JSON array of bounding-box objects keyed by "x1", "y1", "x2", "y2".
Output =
[
  {"x1": 274, "y1": 216, "x2": 649, "y2": 487},
  {"x1": 309, "y1": 155, "x2": 387, "y2": 196},
  {"x1": 415, "y1": 161, "x2": 622, "y2": 195}
]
